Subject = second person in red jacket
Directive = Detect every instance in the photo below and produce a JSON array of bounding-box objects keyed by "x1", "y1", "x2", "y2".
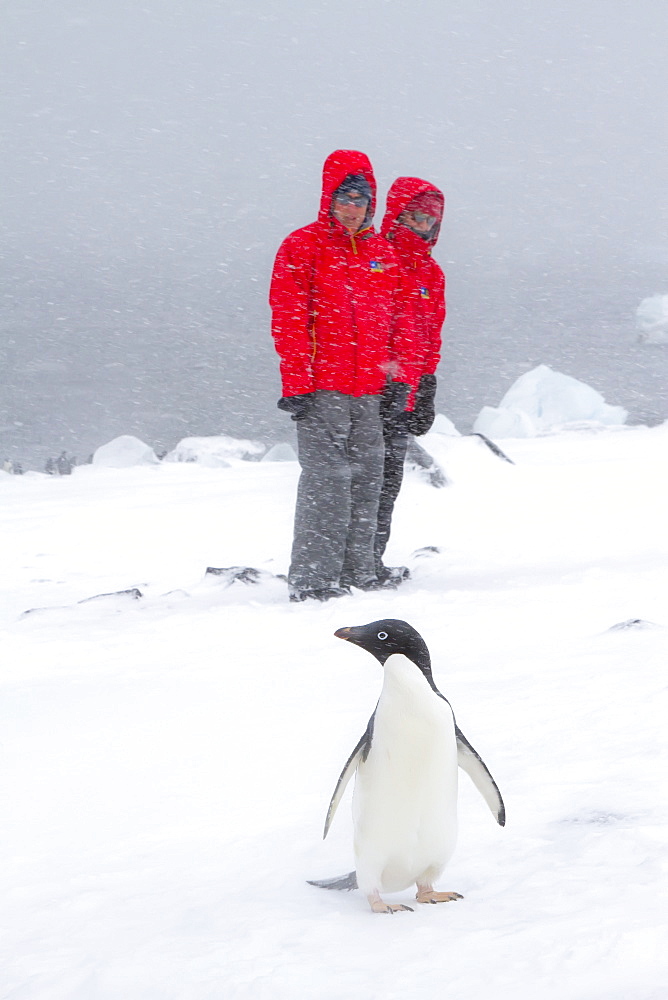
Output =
[{"x1": 375, "y1": 177, "x2": 446, "y2": 582}]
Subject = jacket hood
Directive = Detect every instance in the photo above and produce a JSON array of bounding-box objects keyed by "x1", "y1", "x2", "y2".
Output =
[
  {"x1": 318, "y1": 149, "x2": 377, "y2": 225},
  {"x1": 381, "y1": 176, "x2": 445, "y2": 246}
]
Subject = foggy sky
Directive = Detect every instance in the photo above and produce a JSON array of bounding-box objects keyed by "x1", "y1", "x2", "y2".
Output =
[{"x1": 2, "y1": 0, "x2": 667, "y2": 466}]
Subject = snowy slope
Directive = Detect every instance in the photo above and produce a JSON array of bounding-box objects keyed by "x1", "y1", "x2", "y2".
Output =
[{"x1": 1, "y1": 426, "x2": 667, "y2": 1000}]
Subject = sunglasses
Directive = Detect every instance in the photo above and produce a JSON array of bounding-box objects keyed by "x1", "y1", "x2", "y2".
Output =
[{"x1": 407, "y1": 211, "x2": 438, "y2": 227}]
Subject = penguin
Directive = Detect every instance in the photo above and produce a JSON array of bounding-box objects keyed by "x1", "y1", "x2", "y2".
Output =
[{"x1": 308, "y1": 618, "x2": 505, "y2": 913}]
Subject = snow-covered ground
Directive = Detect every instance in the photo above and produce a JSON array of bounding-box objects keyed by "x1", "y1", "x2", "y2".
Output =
[{"x1": 1, "y1": 424, "x2": 667, "y2": 1000}]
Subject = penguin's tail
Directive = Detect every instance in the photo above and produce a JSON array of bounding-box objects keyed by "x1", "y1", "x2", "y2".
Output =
[{"x1": 307, "y1": 871, "x2": 358, "y2": 891}]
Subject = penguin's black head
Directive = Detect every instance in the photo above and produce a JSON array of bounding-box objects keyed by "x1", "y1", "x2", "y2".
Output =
[{"x1": 334, "y1": 619, "x2": 432, "y2": 675}]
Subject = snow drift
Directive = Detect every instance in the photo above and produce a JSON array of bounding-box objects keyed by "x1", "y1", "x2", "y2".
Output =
[
  {"x1": 473, "y1": 365, "x2": 628, "y2": 438},
  {"x1": 92, "y1": 435, "x2": 160, "y2": 468},
  {"x1": 636, "y1": 294, "x2": 668, "y2": 344},
  {"x1": 164, "y1": 435, "x2": 266, "y2": 466}
]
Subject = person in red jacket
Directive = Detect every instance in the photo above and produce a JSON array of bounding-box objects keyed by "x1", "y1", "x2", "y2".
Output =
[
  {"x1": 270, "y1": 150, "x2": 415, "y2": 602},
  {"x1": 375, "y1": 177, "x2": 446, "y2": 582}
]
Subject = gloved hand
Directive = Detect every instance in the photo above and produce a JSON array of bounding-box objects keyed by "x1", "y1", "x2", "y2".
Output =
[
  {"x1": 379, "y1": 382, "x2": 410, "y2": 429},
  {"x1": 404, "y1": 374, "x2": 437, "y2": 436},
  {"x1": 277, "y1": 393, "x2": 315, "y2": 421}
]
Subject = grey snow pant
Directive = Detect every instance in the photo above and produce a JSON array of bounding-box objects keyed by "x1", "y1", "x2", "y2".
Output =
[
  {"x1": 289, "y1": 391, "x2": 384, "y2": 594},
  {"x1": 374, "y1": 420, "x2": 409, "y2": 575}
]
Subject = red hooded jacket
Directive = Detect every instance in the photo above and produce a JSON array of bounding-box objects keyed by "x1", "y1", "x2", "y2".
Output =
[
  {"x1": 381, "y1": 177, "x2": 446, "y2": 408},
  {"x1": 270, "y1": 150, "x2": 417, "y2": 398}
]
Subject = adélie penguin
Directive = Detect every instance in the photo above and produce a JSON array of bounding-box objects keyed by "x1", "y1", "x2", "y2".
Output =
[{"x1": 308, "y1": 619, "x2": 505, "y2": 914}]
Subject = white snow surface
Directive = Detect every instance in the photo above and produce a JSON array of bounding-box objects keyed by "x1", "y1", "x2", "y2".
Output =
[
  {"x1": 473, "y1": 365, "x2": 628, "y2": 438},
  {"x1": 1, "y1": 425, "x2": 667, "y2": 1000}
]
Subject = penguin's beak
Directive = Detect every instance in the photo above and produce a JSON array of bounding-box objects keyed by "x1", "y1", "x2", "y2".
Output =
[{"x1": 334, "y1": 625, "x2": 364, "y2": 647}]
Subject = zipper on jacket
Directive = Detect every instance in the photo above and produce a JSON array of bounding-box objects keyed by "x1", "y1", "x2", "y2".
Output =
[
  {"x1": 345, "y1": 254, "x2": 359, "y2": 391},
  {"x1": 349, "y1": 224, "x2": 372, "y2": 256}
]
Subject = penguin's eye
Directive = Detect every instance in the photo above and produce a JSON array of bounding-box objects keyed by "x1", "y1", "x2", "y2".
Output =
[{"x1": 377, "y1": 631, "x2": 388, "y2": 640}]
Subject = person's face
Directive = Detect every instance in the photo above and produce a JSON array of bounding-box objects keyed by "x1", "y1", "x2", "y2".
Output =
[
  {"x1": 398, "y1": 209, "x2": 439, "y2": 234},
  {"x1": 331, "y1": 192, "x2": 369, "y2": 233}
]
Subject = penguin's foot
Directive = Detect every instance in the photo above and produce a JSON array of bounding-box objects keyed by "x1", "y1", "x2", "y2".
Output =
[
  {"x1": 367, "y1": 892, "x2": 413, "y2": 914},
  {"x1": 416, "y1": 885, "x2": 463, "y2": 904}
]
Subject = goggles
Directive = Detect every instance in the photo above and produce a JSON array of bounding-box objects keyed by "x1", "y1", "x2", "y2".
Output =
[{"x1": 333, "y1": 191, "x2": 370, "y2": 207}]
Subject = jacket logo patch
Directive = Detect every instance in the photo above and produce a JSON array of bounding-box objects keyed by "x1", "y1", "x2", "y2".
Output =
[
  {"x1": 420, "y1": 286, "x2": 430, "y2": 299},
  {"x1": 369, "y1": 260, "x2": 385, "y2": 273}
]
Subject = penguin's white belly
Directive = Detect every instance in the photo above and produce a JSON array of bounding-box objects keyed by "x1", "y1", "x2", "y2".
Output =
[{"x1": 352, "y1": 654, "x2": 458, "y2": 895}]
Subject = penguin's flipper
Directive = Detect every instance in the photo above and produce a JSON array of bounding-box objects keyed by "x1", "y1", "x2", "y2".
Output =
[
  {"x1": 323, "y1": 713, "x2": 375, "y2": 839},
  {"x1": 455, "y1": 727, "x2": 506, "y2": 826}
]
